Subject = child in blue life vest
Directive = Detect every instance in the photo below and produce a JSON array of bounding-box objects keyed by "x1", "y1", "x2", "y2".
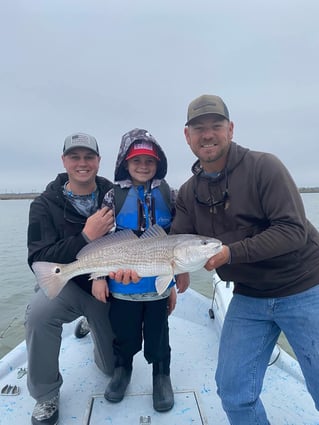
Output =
[{"x1": 92, "y1": 128, "x2": 184, "y2": 412}]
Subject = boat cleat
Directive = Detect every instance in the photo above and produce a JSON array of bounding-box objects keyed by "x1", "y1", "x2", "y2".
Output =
[
  {"x1": 17, "y1": 367, "x2": 27, "y2": 379},
  {"x1": 1, "y1": 384, "x2": 20, "y2": 395}
]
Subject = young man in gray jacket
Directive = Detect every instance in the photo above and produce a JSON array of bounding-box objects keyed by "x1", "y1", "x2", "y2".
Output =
[{"x1": 26, "y1": 133, "x2": 137, "y2": 425}]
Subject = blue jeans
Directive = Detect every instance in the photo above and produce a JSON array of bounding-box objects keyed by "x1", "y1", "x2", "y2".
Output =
[{"x1": 215, "y1": 285, "x2": 319, "y2": 425}]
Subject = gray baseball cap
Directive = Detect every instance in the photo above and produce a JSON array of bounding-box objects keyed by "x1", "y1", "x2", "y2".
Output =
[
  {"x1": 185, "y1": 94, "x2": 230, "y2": 125},
  {"x1": 63, "y1": 133, "x2": 100, "y2": 155}
]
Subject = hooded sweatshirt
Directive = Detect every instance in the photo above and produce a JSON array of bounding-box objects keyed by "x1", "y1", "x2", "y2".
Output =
[
  {"x1": 27, "y1": 173, "x2": 113, "y2": 293},
  {"x1": 104, "y1": 128, "x2": 176, "y2": 298},
  {"x1": 103, "y1": 128, "x2": 175, "y2": 234},
  {"x1": 170, "y1": 142, "x2": 319, "y2": 298}
]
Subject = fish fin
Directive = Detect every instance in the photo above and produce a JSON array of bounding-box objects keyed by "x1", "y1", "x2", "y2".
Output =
[
  {"x1": 155, "y1": 275, "x2": 174, "y2": 295},
  {"x1": 77, "y1": 229, "x2": 138, "y2": 259},
  {"x1": 89, "y1": 272, "x2": 107, "y2": 280},
  {"x1": 32, "y1": 261, "x2": 68, "y2": 299},
  {"x1": 140, "y1": 224, "x2": 167, "y2": 239}
]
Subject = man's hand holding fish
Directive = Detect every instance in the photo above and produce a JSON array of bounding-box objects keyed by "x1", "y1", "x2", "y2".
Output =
[{"x1": 204, "y1": 245, "x2": 231, "y2": 271}]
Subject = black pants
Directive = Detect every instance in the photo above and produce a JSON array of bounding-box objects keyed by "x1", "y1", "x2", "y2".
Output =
[{"x1": 109, "y1": 296, "x2": 171, "y2": 368}]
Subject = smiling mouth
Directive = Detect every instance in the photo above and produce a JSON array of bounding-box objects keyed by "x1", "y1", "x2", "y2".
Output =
[{"x1": 201, "y1": 143, "x2": 217, "y2": 148}]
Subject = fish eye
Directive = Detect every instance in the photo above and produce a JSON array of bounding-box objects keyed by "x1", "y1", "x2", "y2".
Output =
[
  {"x1": 201, "y1": 240, "x2": 208, "y2": 245},
  {"x1": 55, "y1": 267, "x2": 61, "y2": 274}
]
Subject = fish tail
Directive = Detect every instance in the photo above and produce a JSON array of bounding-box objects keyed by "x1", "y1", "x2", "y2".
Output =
[{"x1": 32, "y1": 261, "x2": 69, "y2": 299}]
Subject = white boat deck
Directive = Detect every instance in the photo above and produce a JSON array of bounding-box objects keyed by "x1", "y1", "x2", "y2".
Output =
[{"x1": 0, "y1": 283, "x2": 318, "y2": 424}]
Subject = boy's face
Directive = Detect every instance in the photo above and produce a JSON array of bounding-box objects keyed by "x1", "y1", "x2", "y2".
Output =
[{"x1": 126, "y1": 155, "x2": 158, "y2": 186}]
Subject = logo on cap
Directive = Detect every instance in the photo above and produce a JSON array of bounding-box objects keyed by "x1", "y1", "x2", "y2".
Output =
[
  {"x1": 126, "y1": 141, "x2": 159, "y2": 161},
  {"x1": 63, "y1": 133, "x2": 99, "y2": 155}
]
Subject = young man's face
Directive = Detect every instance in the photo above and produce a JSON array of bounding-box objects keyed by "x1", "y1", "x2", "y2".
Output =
[
  {"x1": 126, "y1": 155, "x2": 157, "y2": 186},
  {"x1": 62, "y1": 148, "x2": 100, "y2": 187},
  {"x1": 184, "y1": 114, "x2": 233, "y2": 172}
]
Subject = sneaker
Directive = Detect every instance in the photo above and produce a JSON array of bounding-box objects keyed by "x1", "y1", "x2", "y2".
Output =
[
  {"x1": 74, "y1": 317, "x2": 90, "y2": 338},
  {"x1": 31, "y1": 394, "x2": 59, "y2": 425}
]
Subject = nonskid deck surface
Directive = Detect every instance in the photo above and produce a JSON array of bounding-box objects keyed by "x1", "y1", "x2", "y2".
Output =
[{"x1": 0, "y1": 288, "x2": 318, "y2": 424}]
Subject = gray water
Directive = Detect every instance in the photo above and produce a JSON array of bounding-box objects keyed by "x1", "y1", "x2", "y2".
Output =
[{"x1": 0, "y1": 194, "x2": 318, "y2": 359}]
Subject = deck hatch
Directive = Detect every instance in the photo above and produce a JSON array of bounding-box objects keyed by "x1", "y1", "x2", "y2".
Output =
[{"x1": 84, "y1": 391, "x2": 207, "y2": 424}]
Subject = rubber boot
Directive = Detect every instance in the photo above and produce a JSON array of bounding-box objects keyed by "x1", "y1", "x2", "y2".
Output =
[
  {"x1": 104, "y1": 366, "x2": 132, "y2": 403},
  {"x1": 152, "y1": 362, "x2": 174, "y2": 412}
]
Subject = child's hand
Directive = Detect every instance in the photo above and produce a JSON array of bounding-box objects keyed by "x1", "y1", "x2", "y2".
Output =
[
  {"x1": 176, "y1": 272, "x2": 190, "y2": 293},
  {"x1": 109, "y1": 269, "x2": 140, "y2": 284},
  {"x1": 167, "y1": 286, "x2": 177, "y2": 315},
  {"x1": 92, "y1": 278, "x2": 109, "y2": 303}
]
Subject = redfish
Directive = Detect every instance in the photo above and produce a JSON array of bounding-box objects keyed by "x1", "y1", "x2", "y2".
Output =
[{"x1": 32, "y1": 225, "x2": 222, "y2": 299}]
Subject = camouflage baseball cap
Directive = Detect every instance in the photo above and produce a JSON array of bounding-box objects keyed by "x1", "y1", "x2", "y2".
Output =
[
  {"x1": 185, "y1": 94, "x2": 229, "y2": 125},
  {"x1": 63, "y1": 133, "x2": 100, "y2": 155}
]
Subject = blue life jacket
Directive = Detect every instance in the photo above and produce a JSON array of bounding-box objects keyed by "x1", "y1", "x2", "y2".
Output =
[{"x1": 109, "y1": 184, "x2": 174, "y2": 295}]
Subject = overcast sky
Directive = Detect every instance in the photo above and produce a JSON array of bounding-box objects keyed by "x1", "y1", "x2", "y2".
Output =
[{"x1": 1, "y1": 0, "x2": 318, "y2": 193}]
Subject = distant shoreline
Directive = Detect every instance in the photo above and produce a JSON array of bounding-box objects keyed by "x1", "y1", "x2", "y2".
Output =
[
  {"x1": 298, "y1": 187, "x2": 319, "y2": 193},
  {"x1": 0, "y1": 193, "x2": 40, "y2": 200},
  {"x1": 1, "y1": 187, "x2": 319, "y2": 200}
]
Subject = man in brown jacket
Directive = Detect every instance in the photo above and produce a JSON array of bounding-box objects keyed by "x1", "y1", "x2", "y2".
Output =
[{"x1": 171, "y1": 94, "x2": 319, "y2": 424}]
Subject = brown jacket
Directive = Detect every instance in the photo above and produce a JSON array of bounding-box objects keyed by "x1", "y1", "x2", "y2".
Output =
[{"x1": 171, "y1": 142, "x2": 319, "y2": 297}]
